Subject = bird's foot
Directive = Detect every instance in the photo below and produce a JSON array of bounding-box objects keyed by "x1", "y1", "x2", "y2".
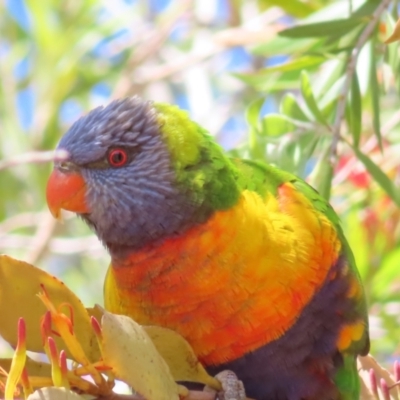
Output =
[{"x1": 204, "y1": 370, "x2": 246, "y2": 400}]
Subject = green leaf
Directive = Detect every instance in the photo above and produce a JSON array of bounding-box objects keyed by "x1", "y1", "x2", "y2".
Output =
[
  {"x1": 344, "y1": 208, "x2": 369, "y2": 280},
  {"x1": 280, "y1": 93, "x2": 310, "y2": 122},
  {"x1": 275, "y1": 132, "x2": 319, "y2": 176},
  {"x1": 279, "y1": 17, "x2": 364, "y2": 39},
  {"x1": 352, "y1": 147, "x2": 400, "y2": 207},
  {"x1": 371, "y1": 247, "x2": 400, "y2": 300},
  {"x1": 370, "y1": 38, "x2": 383, "y2": 150},
  {"x1": 252, "y1": 36, "x2": 317, "y2": 57},
  {"x1": 245, "y1": 98, "x2": 264, "y2": 130},
  {"x1": 257, "y1": 0, "x2": 315, "y2": 18},
  {"x1": 349, "y1": 72, "x2": 362, "y2": 147},
  {"x1": 245, "y1": 98, "x2": 265, "y2": 160},
  {"x1": 309, "y1": 145, "x2": 333, "y2": 200},
  {"x1": 352, "y1": 0, "x2": 381, "y2": 18},
  {"x1": 249, "y1": 56, "x2": 325, "y2": 75},
  {"x1": 313, "y1": 58, "x2": 346, "y2": 98},
  {"x1": 386, "y1": 13, "x2": 400, "y2": 75},
  {"x1": 318, "y1": 74, "x2": 346, "y2": 110},
  {"x1": 300, "y1": 70, "x2": 327, "y2": 125},
  {"x1": 260, "y1": 114, "x2": 295, "y2": 137}
]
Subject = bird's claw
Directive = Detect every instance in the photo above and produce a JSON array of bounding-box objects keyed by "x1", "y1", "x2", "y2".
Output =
[{"x1": 205, "y1": 370, "x2": 246, "y2": 400}]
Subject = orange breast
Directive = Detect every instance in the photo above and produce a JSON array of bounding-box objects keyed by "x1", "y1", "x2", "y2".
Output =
[{"x1": 104, "y1": 183, "x2": 342, "y2": 365}]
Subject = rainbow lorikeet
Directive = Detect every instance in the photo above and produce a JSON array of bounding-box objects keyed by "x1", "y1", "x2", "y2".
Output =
[{"x1": 46, "y1": 97, "x2": 369, "y2": 400}]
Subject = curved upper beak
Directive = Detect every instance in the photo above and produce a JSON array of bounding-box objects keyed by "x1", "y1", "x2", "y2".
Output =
[{"x1": 46, "y1": 164, "x2": 90, "y2": 219}]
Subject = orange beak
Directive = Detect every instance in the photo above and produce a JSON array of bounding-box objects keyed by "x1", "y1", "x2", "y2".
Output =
[{"x1": 46, "y1": 169, "x2": 90, "y2": 219}]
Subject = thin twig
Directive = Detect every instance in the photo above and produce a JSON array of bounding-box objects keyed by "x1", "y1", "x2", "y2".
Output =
[
  {"x1": 24, "y1": 213, "x2": 58, "y2": 265},
  {"x1": 329, "y1": 0, "x2": 392, "y2": 164},
  {"x1": 131, "y1": 9, "x2": 283, "y2": 87},
  {"x1": 112, "y1": 0, "x2": 194, "y2": 98},
  {"x1": 0, "y1": 150, "x2": 68, "y2": 171},
  {"x1": 1, "y1": 234, "x2": 104, "y2": 255}
]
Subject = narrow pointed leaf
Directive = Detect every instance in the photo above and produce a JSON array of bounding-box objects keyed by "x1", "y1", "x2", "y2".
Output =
[
  {"x1": 386, "y1": 14, "x2": 400, "y2": 75},
  {"x1": 279, "y1": 18, "x2": 364, "y2": 38},
  {"x1": 370, "y1": 248, "x2": 400, "y2": 300},
  {"x1": 280, "y1": 93, "x2": 309, "y2": 122},
  {"x1": 245, "y1": 98, "x2": 264, "y2": 130},
  {"x1": 249, "y1": 56, "x2": 325, "y2": 75},
  {"x1": 349, "y1": 73, "x2": 362, "y2": 147},
  {"x1": 314, "y1": 160, "x2": 333, "y2": 201},
  {"x1": 309, "y1": 146, "x2": 333, "y2": 201},
  {"x1": 245, "y1": 98, "x2": 265, "y2": 160},
  {"x1": 370, "y1": 41, "x2": 382, "y2": 150},
  {"x1": 260, "y1": 114, "x2": 295, "y2": 137},
  {"x1": 300, "y1": 71, "x2": 327, "y2": 125},
  {"x1": 257, "y1": 0, "x2": 314, "y2": 18},
  {"x1": 384, "y1": 17, "x2": 400, "y2": 44},
  {"x1": 352, "y1": 147, "x2": 400, "y2": 206}
]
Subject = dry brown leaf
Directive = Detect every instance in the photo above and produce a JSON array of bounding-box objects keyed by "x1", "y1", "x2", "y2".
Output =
[
  {"x1": 0, "y1": 255, "x2": 100, "y2": 362},
  {"x1": 101, "y1": 309, "x2": 180, "y2": 400},
  {"x1": 385, "y1": 18, "x2": 400, "y2": 44},
  {"x1": 358, "y1": 354, "x2": 399, "y2": 400}
]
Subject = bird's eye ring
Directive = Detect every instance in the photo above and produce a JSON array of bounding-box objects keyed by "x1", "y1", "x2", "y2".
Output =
[{"x1": 108, "y1": 149, "x2": 128, "y2": 167}]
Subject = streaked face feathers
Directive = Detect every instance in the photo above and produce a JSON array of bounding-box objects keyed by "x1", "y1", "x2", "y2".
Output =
[{"x1": 48, "y1": 97, "x2": 239, "y2": 255}]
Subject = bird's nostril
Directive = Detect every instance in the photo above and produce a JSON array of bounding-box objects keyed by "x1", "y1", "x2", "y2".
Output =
[{"x1": 57, "y1": 160, "x2": 77, "y2": 172}]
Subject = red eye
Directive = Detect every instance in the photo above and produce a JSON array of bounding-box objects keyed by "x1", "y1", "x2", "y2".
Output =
[{"x1": 108, "y1": 149, "x2": 128, "y2": 167}]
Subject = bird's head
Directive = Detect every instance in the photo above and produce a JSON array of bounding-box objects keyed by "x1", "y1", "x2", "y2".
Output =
[{"x1": 46, "y1": 97, "x2": 239, "y2": 255}]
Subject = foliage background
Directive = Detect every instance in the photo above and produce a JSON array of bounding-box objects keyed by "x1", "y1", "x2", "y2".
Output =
[{"x1": 0, "y1": 0, "x2": 399, "y2": 367}]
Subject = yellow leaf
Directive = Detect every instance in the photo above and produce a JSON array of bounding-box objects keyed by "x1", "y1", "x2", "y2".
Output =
[
  {"x1": 0, "y1": 255, "x2": 100, "y2": 362},
  {"x1": 101, "y1": 310, "x2": 179, "y2": 400},
  {"x1": 0, "y1": 357, "x2": 51, "y2": 378},
  {"x1": 88, "y1": 306, "x2": 220, "y2": 389},
  {"x1": 385, "y1": 18, "x2": 400, "y2": 44},
  {"x1": 145, "y1": 326, "x2": 221, "y2": 390}
]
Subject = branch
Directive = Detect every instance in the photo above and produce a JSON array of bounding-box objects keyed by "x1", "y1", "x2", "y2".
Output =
[
  {"x1": 0, "y1": 150, "x2": 68, "y2": 171},
  {"x1": 130, "y1": 9, "x2": 284, "y2": 87},
  {"x1": 112, "y1": 0, "x2": 194, "y2": 98},
  {"x1": 24, "y1": 213, "x2": 57, "y2": 265},
  {"x1": 329, "y1": 0, "x2": 391, "y2": 164}
]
